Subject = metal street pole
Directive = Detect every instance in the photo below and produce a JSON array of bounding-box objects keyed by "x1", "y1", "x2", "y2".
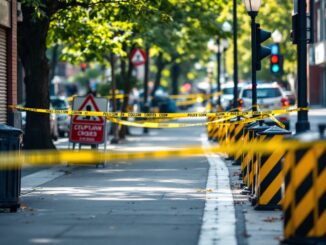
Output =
[
  {"x1": 250, "y1": 13, "x2": 258, "y2": 111},
  {"x1": 216, "y1": 37, "x2": 221, "y2": 108},
  {"x1": 232, "y1": 0, "x2": 239, "y2": 109},
  {"x1": 143, "y1": 45, "x2": 150, "y2": 134},
  {"x1": 295, "y1": 0, "x2": 310, "y2": 133}
]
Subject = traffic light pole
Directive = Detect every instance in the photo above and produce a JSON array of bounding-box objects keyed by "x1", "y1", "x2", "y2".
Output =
[
  {"x1": 250, "y1": 13, "x2": 258, "y2": 112},
  {"x1": 295, "y1": 0, "x2": 310, "y2": 133},
  {"x1": 232, "y1": 0, "x2": 239, "y2": 109}
]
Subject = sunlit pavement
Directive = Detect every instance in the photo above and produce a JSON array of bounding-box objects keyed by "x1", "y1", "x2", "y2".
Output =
[
  {"x1": 1, "y1": 126, "x2": 209, "y2": 245},
  {"x1": 10, "y1": 106, "x2": 325, "y2": 245}
]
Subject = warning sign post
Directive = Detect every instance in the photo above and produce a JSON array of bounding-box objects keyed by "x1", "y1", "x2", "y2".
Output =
[
  {"x1": 69, "y1": 94, "x2": 108, "y2": 144},
  {"x1": 130, "y1": 48, "x2": 147, "y2": 66}
]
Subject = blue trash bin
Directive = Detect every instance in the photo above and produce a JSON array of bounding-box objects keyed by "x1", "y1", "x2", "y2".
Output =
[{"x1": 0, "y1": 124, "x2": 23, "y2": 212}]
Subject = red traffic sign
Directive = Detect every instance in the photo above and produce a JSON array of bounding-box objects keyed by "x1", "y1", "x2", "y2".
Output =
[
  {"x1": 130, "y1": 48, "x2": 147, "y2": 66},
  {"x1": 70, "y1": 94, "x2": 107, "y2": 144}
]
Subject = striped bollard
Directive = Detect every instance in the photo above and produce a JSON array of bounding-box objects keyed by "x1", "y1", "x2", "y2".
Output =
[
  {"x1": 282, "y1": 127, "x2": 326, "y2": 244},
  {"x1": 254, "y1": 126, "x2": 291, "y2": 210},
  {"x1": 246, "y1": 122, "x2": 270, "y2": 201},
  {"x1": 240, "y1": 122, "x2": 259, "y2": 190}
]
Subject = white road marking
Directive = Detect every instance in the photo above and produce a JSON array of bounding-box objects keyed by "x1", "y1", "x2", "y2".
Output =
[{"x1": 198, "y1": 135, "x2": 237, "y2": 245}]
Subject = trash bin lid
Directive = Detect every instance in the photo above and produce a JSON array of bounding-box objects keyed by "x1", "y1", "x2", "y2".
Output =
[
  {"x1": 258, "y1": 125, "x2": 292, "y2": 136},
  {"x1": 248, "y1": 123, "x2": 270, "y2": 133},
  {"x1": 0, "y1": 124, "x2": 23, "y2": 137},
  {"x1": 244, "y1": 121, "x2": 259, "y2": 129}
]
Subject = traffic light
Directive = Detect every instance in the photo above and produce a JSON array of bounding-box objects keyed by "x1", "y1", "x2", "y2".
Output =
[
  {"x1": 270, "y1": 43, "x2": 283, "y2": 75},
  {"x1": 255, "y1": 24, "x2": 271, "y2": 71}
]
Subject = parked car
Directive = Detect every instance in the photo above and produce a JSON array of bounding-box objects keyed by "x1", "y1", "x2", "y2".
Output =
[
  {"x1": 213, "y1": 82, "x2": 246, "y2": 111},
  {"x1": 151, "y1": 95, "x2": 177, "y2": 113},
  {"x1": 238, "y1": 82, "x2": 290, "y2": 129},
  {"x1": 284, "y1": 90, "x2": 296, "y2": 106},
  {"x1": 50, "y1": 96, "x2": 70, "y2": 137}
]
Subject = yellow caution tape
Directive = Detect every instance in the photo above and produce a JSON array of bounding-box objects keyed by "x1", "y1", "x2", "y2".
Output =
[
  {"x1": 107, "y1": 115, "x2": 239, "y2": 128},
  {"x1": 10, "y1": 105, "x2": 307, "y2": 119},
  {"x1": 269, "y1": 114, "x2": 286, "y2": 129},
  {"x1": 0, "y1": 140, "x2": 325, "y2": 170},
  {"x1": 106, "y1": 113, "x2": 275, "y2": 129}
]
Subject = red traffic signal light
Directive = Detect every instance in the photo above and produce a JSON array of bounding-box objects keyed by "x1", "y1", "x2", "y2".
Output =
[
  {"x1": 271, "y1": 55, "x2": 279, "y2": 64},
  {"x1": 270, "y1": 54, "x2": 283, "y2": 75}
]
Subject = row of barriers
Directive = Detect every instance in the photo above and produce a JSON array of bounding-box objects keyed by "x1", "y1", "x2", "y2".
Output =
[{"x1": 207, "y1": 116, "x2": 326, "y2": 244}]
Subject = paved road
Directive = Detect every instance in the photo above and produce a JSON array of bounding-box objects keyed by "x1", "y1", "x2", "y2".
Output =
[
  {"x1": 6, "y1": 107, "x2": 323, "y2": 244},
  {"x1": 1, "y1": 126, "x2": 209, "y2": 245}
]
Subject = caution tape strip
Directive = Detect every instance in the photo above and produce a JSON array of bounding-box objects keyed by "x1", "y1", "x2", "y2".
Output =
[
  {"x1": 107, "y1": 115, "x2": 237, "y2": 128},
  {"x1": 0, "y1": 140, "x2": 325, "y2": 170},
  {"x1": 107, "y1": 114, "x2": 274, "y2": 129},
  {"x1": 10, "y1": 105, "x2": 307, "y2": 119}
]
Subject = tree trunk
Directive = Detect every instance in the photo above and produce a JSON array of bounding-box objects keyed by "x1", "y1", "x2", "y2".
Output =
[
  {"x1": 119, "y1": 45, "x2": 134, "y2": 139},
  {"x1": 152, "y1": 52, "x2": 164, "y2": 96},
  {"x1": 18, "y1": 7, "x2": 55, "y2": 149},
  {"x1": 171, "y1": 62, "x2": 180, "y2": 95}
]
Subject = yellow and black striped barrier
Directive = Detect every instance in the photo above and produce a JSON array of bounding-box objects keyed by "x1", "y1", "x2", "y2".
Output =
[
  {"x1": 283, "y1": 141, "x2": 326, "y2": 244},
  {"x1": 246, "y1": 123, "x2": 270, "y2": 197},
  {"x1": 240, "y1": 122, "x2": 257, "y2": 189},
  {"x1": 253, "y1": 128, "x2": 291, "y2": 210},
  {"x1": 231, "y1": 123, "x2": 245, "y2": 166},
  {"x1": 207, "y1": 116, "x2": 215, "y2": 140}
]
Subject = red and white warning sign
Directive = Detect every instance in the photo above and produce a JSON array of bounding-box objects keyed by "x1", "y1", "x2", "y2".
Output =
[
  {"x1": 130, "y1": 48, "x2": 147, "y2": 66},
  {"x1": 69, "y1": 94, "x2": 108, "y2": 144}
]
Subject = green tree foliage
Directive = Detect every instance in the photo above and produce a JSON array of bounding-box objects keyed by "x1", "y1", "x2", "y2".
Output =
[
  {"x1": 19, "y1": 0, "x2": 237, "y2": 148},
  {"x1": 224, "y1": 0, "x2": 295, "y2": 82}
]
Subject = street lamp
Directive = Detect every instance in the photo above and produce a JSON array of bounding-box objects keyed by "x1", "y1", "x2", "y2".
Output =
[
  {"x1": 244, "y1": 0, "x2": 262, "y2": 111},
  {"x1": 243, "y1": 0, "x2": 261, "y2": 14},
  {"x1": 272, "y1": 29, "x2": 283, "y2": 44}
]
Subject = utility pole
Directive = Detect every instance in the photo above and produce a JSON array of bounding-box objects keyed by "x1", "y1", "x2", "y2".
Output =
[
  {"x1": 232, "y1": 0, "x2": 239, "y2": 109},
  {"x1": 295, "y1": 0, "x2": 310, "y2": 133}
]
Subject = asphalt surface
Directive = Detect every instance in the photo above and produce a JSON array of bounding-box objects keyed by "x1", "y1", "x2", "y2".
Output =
[
  {"x1": 1, "y1": 126, "x2": 209, "y2": 245},
  {"x1": 4, "y1": 107, "x2": 325, "y2": 245}
]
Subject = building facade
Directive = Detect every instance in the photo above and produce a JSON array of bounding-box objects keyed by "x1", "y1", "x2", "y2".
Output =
[
  {"x1": 0, "y1": 0, "x2": 18, "y2": 125},
  {"x1": 309, "y1": 0, "x2": 326, "y2": 106}
]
